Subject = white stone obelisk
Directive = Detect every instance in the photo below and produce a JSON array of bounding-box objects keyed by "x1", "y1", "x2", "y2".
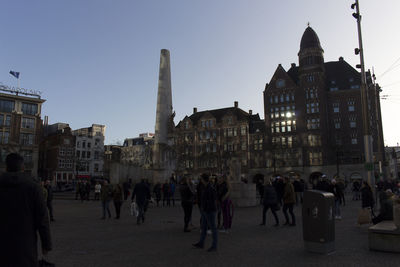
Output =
[{"x1": 153, "y1": 49, "x2": 173, "y2": 169}]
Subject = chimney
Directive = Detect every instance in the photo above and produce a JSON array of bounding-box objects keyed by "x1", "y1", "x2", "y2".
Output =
[
  {"x1": 193, "y1": 107, "x2": 197, "y2": 114},
  {"x1": 339, "y1": 56, "x2": 344, "y2": 61},
  {"x1": 249, "y1": 110, "x2": 252, "y2": 115},
  {"x1": 291, "y1": 63, "x2": 296, "y2": 68},
  {"x1": 234, "y1": 101, "x2": 238, "y2": 108}
]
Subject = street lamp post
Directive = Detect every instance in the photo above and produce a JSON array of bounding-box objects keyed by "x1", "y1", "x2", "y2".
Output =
[{"x1": 351, "y1": 0, "x2": 375, "y2": 189}]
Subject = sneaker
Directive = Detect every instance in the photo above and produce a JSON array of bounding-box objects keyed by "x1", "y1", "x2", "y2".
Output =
[
  {"x1": 207, "y1": 230, "x2": 212, "y2": 235},
  {"x1": 192, "y1": 243, "x2": 204, "y2": 249}
]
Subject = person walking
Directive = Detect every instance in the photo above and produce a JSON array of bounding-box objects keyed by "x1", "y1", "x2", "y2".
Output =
[
  {"x1": 122, "y1": 181, "x2": 130, "y2": 201},
  {"x1": 131, "y1": 179, "x2": 151, "y2": 225},
  {"x1": 179, "y1": 176, "x2": 195, "y2": 232},
  {"x1": 329, "y1": 179, "x2": 343, "y2": 219},
  {"x1": 193, "y1": 173, "x2": 218, "y2": 252},
  {"x1": 0, "y1": 153, "x2": 52, "y2": 266},
  {"x1": 219, "y1": 175, "x2": 233, "y2": 233},
  {"x1": 260, "y1": 178, "x2": 279, "y2": 226},
  {"x1": 162, "y1": 180, "x2": 170, "y2": 207},
  {"x1": 94, "y1": 181, "x2": 101, "y2": 200},
  {"x1": 170, "y1": 178, "x2": 176, "y2": 207},
  {"x1": 75, "y1": 180, "x2": 81, "y2": 200},
  {"x1": 282, "y1": 177, "x2": 296, "y2": 226},
  {"x1": 361, "y1": 181, "x2": 375, "y2": 217},
  {"x1": 113, "y1": 183, "x2": 123, "y2": 219},
  {"x1": 153, "y1": 182, "x2": 162, "y2": 207},
  {"x1": 45, "y1": 179, "x2": 55, "y2": 222},
  {"x1": 100, "y1": 180, "x2": 113, "y2": 219}
]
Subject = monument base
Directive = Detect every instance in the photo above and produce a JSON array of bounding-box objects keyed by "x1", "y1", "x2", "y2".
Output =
[{"x1": 230, "y1": 182, "x2": 257, "y2": 207}]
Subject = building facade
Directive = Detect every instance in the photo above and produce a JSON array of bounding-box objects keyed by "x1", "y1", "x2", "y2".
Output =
[
  {"x1": 39, "y1": 123, "x2": 75, "y2": 183},
  {"x1": 263, "y1": 26, "x2": 385, "y2": 183},
  {"x1": 0, "y1": 90, "x2": 45, "y2": 176},
  {"x1": 73, "y1": 124, "x2": 106, "y2": 180},
  {"x1": 174, "y1": 101, "x2": 265, "y2": 178}
]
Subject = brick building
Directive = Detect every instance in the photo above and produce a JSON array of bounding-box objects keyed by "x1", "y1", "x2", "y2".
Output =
[
  {"x1": 0, "y1": 88, "x2": 45, "y2": 176},
  {"x1": 38, "y1": 123, "x2": 75, "y2": 183},
  {"x1": 263, "y1": 26, "x2": 384, "y2": 182},
  {"x1": 174, "y1": 101, "x2": 265, "y2": 177}
]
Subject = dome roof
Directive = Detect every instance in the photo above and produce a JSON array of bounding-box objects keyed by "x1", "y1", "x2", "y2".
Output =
[{"x1": 300, "y1": 26, "x2": 322, "y2": 50}]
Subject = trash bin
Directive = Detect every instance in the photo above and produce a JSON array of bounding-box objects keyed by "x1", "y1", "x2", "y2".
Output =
[{"x1": 302, "y1": 190, "x2": 335, "y2": 254}]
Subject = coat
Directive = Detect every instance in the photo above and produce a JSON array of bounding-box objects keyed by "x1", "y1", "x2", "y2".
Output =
[
  {"x1": 0, "y1": 172, "x2": 52, "y2": 267},
  {"x1": 263, "y1": 185, "x2": 278, "y2": 206},
  {"x1": 132, "y1": 182, "x2": 151, "y2": 205},
  {"x1": 283, "y1": 182, "x2": 296, "y2": 204},
  {"x1": 100, "y1": 184, "x2": 113, "y2": 201}
]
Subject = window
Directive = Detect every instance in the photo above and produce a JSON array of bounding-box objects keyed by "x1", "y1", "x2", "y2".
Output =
[
  {"x1": 0, "y1": 114, "x2": 3, "y2": 126},
  {"x1": 351, "y1": 138, "x2": 358, "y2": 144},
  {"x1": 307, "y1": 118, "x2": 320, "y2": 129},
  {"x1": 184, "y1": 121, "x2": 189, "y2": 129},
  {"x1": 274, "y1": 95, "x2": 278, "y2": 103},
  {"x1": 87, "y1": 151, "x2": 91, "y2": 159},
  {"x1": 240, "y1": 126, "x2": 246, "y2": 135},
  {"x1": 94, "y1": 163, "x2": 99, "y2": 172},
  {"x1": 307, "y1": 102, "x2": 319, "y2": 114},
  {"x1": 307, "y1": 74, "x2": 315, "y2": 83},
  {"x1": 276, "y1": 79, "x2": 285, "y2": 88},
  {"x1": 21, "y1": 103, "x2": 38, "y2": 115},
  {"x1": 334, "y1": 118, "x2": 340, "y2": 129},
  {"x1": 348, "y1": 100, "x2": 355, "y2": 112},
  {"x1": 227, "y1": 128, "x2": 233, "y2": 137},
  {"x1": 87, "y1": 142, "x2": 91, "y2": 148},
  {"x1": 76, "y1": 150, "x2": 80, "y2": 158},
  {"x1": 82, "y1": 142, "x2": 86, "y2": 148},
  {"x1": 309, "y1": 151, "x2": 322, "y2": 165},
  {"x1": 349, "y1": 116, "x2": 357, "y2": 128},
  {"x1": 20, "y1": 133, "x2": 34, "y2": 145},
  {"x1": 333, "y1": 103, "x2": 339, "y2": 113},
  {"x1": 5, "y1": 115, "x2": 11, "y2": 126},
  {"x1": 21, "y1": 150, "x2": 32, "y2": 163},
  {"x1": 82, "y1": 151, "x2": 86, "y2": 158},
  {"x1": 308, "y1": 135, "x2": 321, "y2": 146},
  {"x1": 3, "y1": 131, "x2": 9, "y2": 144},
  {"x1": 0, "y1": 100, "x2": 15, "y2": 112},
  {"x1": 21, "y1": 117, "x2": 35, "y2": 129},
  {"x1": 233, "y1": 128, "x2": 237, "y2": 136}
]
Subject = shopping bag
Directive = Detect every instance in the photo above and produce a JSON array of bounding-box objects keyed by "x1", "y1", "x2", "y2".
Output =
[
  {"x1": 130, "y1": 202, "x2": 139, "y2": 217},
  {"x1": 357, "y1": 208, "x2": 371, "y2": 225}
]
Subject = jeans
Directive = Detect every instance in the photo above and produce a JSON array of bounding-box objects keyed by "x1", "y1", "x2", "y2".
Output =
[
  {"x1": 221, "y1": 199, "x2": 233, "y2": 230},
  {"x1": 262, "y1": 204, "x2": 279, "y2": 225},
  {"x1": 334, "y1": 199, "x2": 341, "y2": 217},
  {"x1": 283, "y1": 203, "x2": 295, "y2": 225},
  {"x1": 102, "y1": 200, "x2": 111, "y2": 218},
  {"x1": 182, "y1": 201, "x2": 193, "y2": 230},
  {"x1": 114, "y1": 201, "x2": 122, "y2": 218},
  {"x1": 137, "y1": 202, "x2": 145, "y2": 223},
  {"x1": 47, "y1": 201, "x2": 54, "y2": 220},
  {"x1": 198, "y1": 211, "x2": 218, "y2": 248}
]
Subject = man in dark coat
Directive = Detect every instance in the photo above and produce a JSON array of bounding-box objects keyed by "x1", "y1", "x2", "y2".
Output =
[
  {"x1": 132, "y1": 179, "x2": 151, "y2": 224},
  {"x1": 260, "y1": 178, "x2": 279, "y2": 226},
  {"x1": 0, "y1": 153, "x2": 52, "y2": 266},
  {"x1": 193, "y1": 173, "x2": 218, "y2": 252}
]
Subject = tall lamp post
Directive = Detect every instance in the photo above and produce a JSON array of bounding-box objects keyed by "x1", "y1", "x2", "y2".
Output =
[{"x1": 351, "y1": 0, "x2": 375, "y2": 189}]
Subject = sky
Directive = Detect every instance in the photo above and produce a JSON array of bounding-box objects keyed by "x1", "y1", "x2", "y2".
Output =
[{"x1": 1, "y1": 0, "x2": 399, "y2": 146}]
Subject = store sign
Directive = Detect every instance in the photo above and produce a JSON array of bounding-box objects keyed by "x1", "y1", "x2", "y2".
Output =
[{"x1": 0, "y1": 82, "x2": 42, "y2": 98}]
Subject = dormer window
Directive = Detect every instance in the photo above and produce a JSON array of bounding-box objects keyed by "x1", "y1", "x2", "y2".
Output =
[{"x1": 276, "y1": 79, "x2": 285, "y2": 88}]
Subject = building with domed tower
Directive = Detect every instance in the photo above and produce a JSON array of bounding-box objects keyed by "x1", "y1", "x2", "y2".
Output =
[{"x1": 262, "y1": 26, "x2": 385, "y2": 184}]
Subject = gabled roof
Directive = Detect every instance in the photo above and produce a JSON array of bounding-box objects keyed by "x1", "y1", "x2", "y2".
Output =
[
  {"x1": 176, "y1": 107, "x2": 263, "y2": 129},
  {"x1": 324, "y1": 59, "x2": 361, "y2": 90}
]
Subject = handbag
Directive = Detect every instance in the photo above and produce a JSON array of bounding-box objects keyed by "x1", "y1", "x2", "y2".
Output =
[
  {"x1": 39, "y1": 258, "x2": 55, "y2": 267},
  {"x1": 357, "y1": 208, "x2": 371, "y2": 225}
]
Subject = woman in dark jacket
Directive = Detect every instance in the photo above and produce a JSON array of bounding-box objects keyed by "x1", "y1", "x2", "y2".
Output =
[
  {"x1": 361, "y1": 181, "x2": 375, "y2": 216},
  {"x1": 260, "y1": 178, "x2": 279, "y2": 226}
]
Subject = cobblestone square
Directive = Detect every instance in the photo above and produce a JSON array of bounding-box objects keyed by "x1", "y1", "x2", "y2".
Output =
[{"x1": 46, "y1": 195, "x2": 399, "y2": 267}]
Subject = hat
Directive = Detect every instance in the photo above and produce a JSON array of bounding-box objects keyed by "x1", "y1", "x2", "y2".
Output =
[{"x1": 322, "y1": 174, "x2": 327, "y2": 178}]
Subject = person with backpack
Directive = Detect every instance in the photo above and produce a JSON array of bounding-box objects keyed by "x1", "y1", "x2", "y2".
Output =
[
  {"x1": 260, "y1": 178, "x2": 279, "y2": 226},
  {"x1": 100, "y1": 180, "x2": 113, "y2": 219}
]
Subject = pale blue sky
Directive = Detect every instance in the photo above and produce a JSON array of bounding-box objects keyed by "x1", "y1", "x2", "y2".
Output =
[{"x1": 1, "y1": 0, "x2": 399, "y2": 145}]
